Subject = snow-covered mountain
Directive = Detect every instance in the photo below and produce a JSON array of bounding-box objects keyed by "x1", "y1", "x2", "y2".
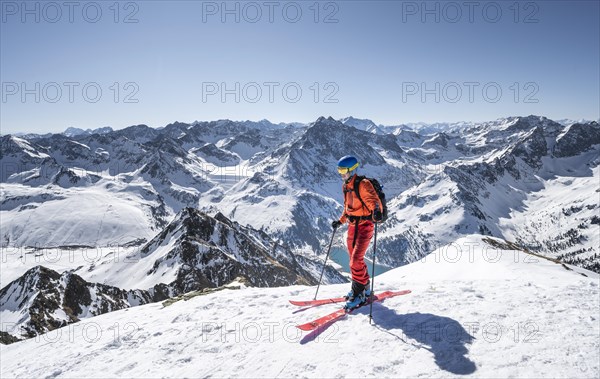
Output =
[
  {"x1": 555, "y1": 118, "x2": 600, "y2": 127},
  {"x1": 63, "y1": 126, "x2": 114, "y2": 138},
  {"x1": 2, "y1": 115, "x2": 599, "y2": 274},
  {"x1": 379, "y1": 117, "x2": 600, "y2": 269},
  {"x1": 197, "y1": 116, "x2": 421, "y2": 256},
  {"x1": 127, "y1": 207, "x2": 345, "y2": 295},
  {"x1": 0, "y1": 208, "x2": 345, "y2": 342},
  {"x1": 0, "y1": 265, "x2": 153, "y2": 344},
  {"x1": 1, "y1": 235, "x2": 597, "y2": 377},
  {"x1": 339, "y1": 116, "x2": 384, "y2": 134},
  {"x1": 388, "y1": 120, "x2": 479, "y2": 135}
]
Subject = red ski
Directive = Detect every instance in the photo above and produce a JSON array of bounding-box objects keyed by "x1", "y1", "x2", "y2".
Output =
[
  {"x1": 289, "y1": 297, "x2": 346, "y2": 307},
  {"x1": 296, "y1": 290, "x2": 411, "y2": 331}
]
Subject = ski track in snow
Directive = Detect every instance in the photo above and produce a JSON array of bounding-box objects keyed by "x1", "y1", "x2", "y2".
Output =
[{"x1": 1, "y1": 235, "x2": 598, "y2": 378}]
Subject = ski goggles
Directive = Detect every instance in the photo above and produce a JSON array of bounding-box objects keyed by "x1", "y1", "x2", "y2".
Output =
[{"x1": 337, "y1": 163, "x2": 359, "y2": 175}]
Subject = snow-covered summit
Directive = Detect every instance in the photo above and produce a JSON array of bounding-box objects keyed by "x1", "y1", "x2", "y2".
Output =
[
  {"x1": 63, "y1": 126, "x2": 113, "y2": 138},
  {"x1": 1, "y1": 235, "x2": 597, "y2": 378},
  {"x1": 339, "y1": 116, "x2": 383, "y2": 134}
]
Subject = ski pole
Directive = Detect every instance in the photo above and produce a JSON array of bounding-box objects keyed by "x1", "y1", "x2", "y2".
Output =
[
  {"x1": 369, "y1": 221, "x2": 378, "y2": 324},
  {"x1": 314, "y1": 225, "x2": 338, "y2": 300}
]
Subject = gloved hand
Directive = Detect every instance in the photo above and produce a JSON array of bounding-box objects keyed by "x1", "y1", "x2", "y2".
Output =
[
  {"x1": 331, "y1": 220, "x2": 342, "y2": 229},
  {"x1": 373, "y1": 209, "x2": 383, "y2": 222}
]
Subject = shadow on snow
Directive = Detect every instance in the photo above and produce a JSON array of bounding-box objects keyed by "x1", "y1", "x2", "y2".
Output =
[
  {"x1": 373, "y1": 306, "x2": 477, "y2": 375},
  {"x1": 299, "y1": 305, "x2": 477, "y2": 375}
]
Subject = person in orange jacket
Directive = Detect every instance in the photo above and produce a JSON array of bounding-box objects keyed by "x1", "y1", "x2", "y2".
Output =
[{"x1": 332, "y1": 155, "x2": 383, "y2": 309}]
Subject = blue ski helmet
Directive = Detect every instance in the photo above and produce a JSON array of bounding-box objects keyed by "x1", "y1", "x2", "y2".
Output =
[{"x1": 337, "y1": 155, "x2": 359, "y2": 174}]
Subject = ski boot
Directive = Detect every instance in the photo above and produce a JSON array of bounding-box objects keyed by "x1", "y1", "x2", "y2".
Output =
[
  {"x1": 344, "y1": 289, "x2": 354, "y2": 301},
  {"x1": 364, "y1": 280, "x2": 372, "y2": 299},
  {"x1": 344, "y1": 280, "x2": 370, "y2": 310},
  {"x1": 344, "y1": 290, "x2": 367, "y2": 310}
]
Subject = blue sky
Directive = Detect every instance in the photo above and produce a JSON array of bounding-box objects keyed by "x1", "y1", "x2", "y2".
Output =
[{"x1": 1, "y1": 0, "x2": 599, "y2": 134}]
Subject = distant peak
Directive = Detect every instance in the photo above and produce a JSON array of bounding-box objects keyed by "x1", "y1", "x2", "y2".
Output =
[
  {"x1": 63, "y1": 126, "x2": 113, "y2": 137},
  {"x1": 314, "y1": 116, "x2": 338, "y2": 125}
]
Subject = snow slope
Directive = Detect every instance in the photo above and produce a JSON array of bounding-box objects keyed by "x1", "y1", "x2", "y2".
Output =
[
  {"x1": 499, "y1": 160, "x2": 600, "y2": 263},
  {"x1": 1, "y1": 235, "x2": 598, "y2": 378},
  {"x1": 0, "y1": 181, "x2": 156, "y2": 247}
]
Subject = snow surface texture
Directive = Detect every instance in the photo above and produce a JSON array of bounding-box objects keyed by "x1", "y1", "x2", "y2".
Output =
[{"x1": 1, "y1": 235, "x2": 598, "y2": 378}]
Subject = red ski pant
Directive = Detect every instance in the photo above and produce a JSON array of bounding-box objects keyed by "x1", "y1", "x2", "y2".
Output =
[{"x1": 346, "y1": 220, "x2": 374, "y2": 285}]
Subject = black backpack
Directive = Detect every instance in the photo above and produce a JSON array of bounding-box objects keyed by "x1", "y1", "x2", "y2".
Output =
[{"x1": 353, "y1": 176, "x2": 388, "y2": 222}]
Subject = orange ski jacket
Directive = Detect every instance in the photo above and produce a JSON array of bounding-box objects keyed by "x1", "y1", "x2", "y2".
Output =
[{"x1": 338, "y1": 174, "x2": 383, "y2": 224}]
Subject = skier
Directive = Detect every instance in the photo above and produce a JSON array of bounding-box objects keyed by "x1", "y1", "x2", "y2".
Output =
[{"x1": 332, "y1": 155, "x2": 383, "y2": 309}]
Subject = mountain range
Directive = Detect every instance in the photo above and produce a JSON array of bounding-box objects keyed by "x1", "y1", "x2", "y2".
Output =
[{"x1": 1, "y1": 114, "x2": 599, "y2": 342}]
